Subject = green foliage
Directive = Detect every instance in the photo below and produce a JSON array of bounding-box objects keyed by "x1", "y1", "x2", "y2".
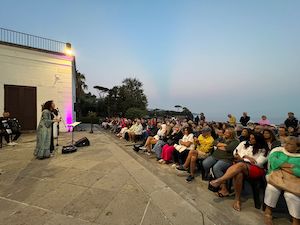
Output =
[
  {"x1": 77, "y1": 77, "x2": 148, "y2": 119},
  {"x1": 125, "y1": 107, "x2": 147, "y2": 119},
  {"x1": 105, "y1": 78, "x2": 148, "y2": 116},
  {"x1": 79, "y1": 116, "x2": 100, "y2": 124}
]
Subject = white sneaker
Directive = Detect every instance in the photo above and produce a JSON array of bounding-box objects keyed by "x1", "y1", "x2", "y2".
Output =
[
  {"x1": 12, "y1": 142, "x2": 18, "y2": 145},
  {"x1": 171, "y1": 164, "x2": 177, "y2": 169},
  {"x1": 145, "y1": 152, "x2": 151, "y2": 156},
  {"x1": 140, "y1": 146, "x2": 147, "y2": 150},
  {"x1": 7, "y1": 142, "x2": 16, "y2": 146}
]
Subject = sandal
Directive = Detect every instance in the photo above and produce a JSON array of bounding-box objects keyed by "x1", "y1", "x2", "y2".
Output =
[
  {"x1": 186, "y1": 175, "x2": 195, "y2": 183},
  {"x1": 232, "y1": 201, "x2": 241, "y2": 212},
  {"x1": 176, "y1": 165, "x2": 187, "y2": 171},
  {"x1": 216, "y1": 192, "x2": 229, "y2": 198}
]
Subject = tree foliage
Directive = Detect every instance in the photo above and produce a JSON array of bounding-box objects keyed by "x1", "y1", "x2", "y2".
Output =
[
  {"x1": 125, "y1": 107, "x2": 147, "y2": 119},
  {"x1": 77, "y1": 77, "x2": 148, "y2": 119}
]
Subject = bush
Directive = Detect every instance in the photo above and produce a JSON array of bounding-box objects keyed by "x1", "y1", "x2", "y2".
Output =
[
  {"x1": 125, "y1": 107, "x2": 147, "y2": 119},
  {"x1": 79, "y1": 116, "x2": 100, "y2": 124}
]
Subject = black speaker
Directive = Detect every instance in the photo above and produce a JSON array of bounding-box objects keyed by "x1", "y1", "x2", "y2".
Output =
[
  {"x1": 74, "y1": 137, "x2": 90, "y2": 147},
  {"x1": 62, "y1": 145, "x2": 77, "y2": 154}
]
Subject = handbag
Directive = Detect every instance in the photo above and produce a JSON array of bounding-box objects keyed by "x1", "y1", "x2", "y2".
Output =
[{"x1": 267, "y1": 169, "x2": 300, "y2": 196}]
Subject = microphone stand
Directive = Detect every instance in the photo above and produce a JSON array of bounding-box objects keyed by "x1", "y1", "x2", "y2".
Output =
[{"x1": 55, "y1": 109, "x2": 67, "y2": 147}]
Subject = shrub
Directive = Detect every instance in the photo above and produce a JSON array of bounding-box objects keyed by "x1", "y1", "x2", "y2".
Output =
[{"x1": 125, "y1": 107, "x2": 147, "y2": 119}]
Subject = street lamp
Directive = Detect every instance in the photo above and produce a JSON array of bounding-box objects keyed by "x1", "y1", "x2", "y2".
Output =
[{"x1": 64, "y1": 42, "x2": 73, "y2": 56}]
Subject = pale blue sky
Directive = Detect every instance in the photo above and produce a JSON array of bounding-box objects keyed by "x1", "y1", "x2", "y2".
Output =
[{"x1": 1, "y1": 0, "x2": 299, "y2": 122}]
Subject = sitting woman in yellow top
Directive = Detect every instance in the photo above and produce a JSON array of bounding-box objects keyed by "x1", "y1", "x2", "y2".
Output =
[{"x1": 176, "y1": 127, "x2": 214, "y2": 182}]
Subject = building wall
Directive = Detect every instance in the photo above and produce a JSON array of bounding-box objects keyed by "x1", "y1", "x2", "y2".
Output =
[{"x1": 0, "y1": 44, "x2": 76, "y2": 131}]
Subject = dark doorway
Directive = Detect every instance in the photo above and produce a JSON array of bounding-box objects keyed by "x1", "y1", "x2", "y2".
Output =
[{"x1": 4, "y1": 85, "x2": 37, "y2": 130}]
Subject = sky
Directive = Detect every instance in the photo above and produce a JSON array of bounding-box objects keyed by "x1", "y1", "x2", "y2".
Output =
[{"x1": 1, "y1": 0, "x2": 299, "y2": 122}]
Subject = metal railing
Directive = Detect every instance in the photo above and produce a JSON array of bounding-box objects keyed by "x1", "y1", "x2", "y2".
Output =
[{"x1": 0, "y1": 27, "x2": 67, "y2": 53}]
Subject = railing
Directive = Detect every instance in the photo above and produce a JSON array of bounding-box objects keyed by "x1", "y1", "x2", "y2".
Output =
[{"x1": 0, "y1": 27, "x2": 67, "y2": 53}]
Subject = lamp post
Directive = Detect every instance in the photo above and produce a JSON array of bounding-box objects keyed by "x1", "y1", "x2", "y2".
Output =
[
  {"x1": 65, "y1": 42, "x2": 73, "y2": 56},
  {"x1": 88, "y1": 111, "x2": 97, "y2": 133}
]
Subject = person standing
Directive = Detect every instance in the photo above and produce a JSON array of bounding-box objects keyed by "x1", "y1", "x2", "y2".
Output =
[
  {"x1": 34, "y1": 100, "x2": 60, "y2": 159},
  {"x1": 240, "y1": 112, "x2": 250, "y2": 126},
  {"x1": 258, "y1": 115, "x2": 271, "y2": 126},
  {"x1": 200, "y1": 113, "x2": 206, "y2": 122},
  {"x1": 227, "y1": 114, "x2": 237, "y2": 126},
  {"x1": 285, "y1": 112, "x2": 298, "y2": 130}
]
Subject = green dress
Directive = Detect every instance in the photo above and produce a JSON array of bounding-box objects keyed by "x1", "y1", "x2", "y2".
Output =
[{"x1": 34, "y1": 109, "x2": 53, "y2": 159}]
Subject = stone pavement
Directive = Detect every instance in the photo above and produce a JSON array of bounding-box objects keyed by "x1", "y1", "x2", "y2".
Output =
[{"x1": 0, "y1": 130, "x2": 289, "y2": 225}]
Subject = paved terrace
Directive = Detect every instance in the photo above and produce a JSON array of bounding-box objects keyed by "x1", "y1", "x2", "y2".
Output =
[{"x1": 0, "y1": 129, "x2": 290, "y2": 225}]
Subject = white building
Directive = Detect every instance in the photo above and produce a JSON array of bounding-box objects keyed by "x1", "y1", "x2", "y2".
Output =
[{"x1": 0, "y1": 28, "x2": 76, "y2": 131}]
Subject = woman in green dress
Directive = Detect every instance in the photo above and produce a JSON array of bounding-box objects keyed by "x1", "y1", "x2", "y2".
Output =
[{"x1": 34, "y1": 100, "x2": 60, "y2": 159}]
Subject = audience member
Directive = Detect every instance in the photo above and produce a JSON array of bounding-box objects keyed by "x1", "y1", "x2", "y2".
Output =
[
  {"x1": 172, "y1": 126, "x2": 194, "y2": 166},
  {"x1": 210, "y1": 133, "x2": 268, "y2": 211},
  {"x1": 284, "y1": 112, "x2": 298, "y2": 130},
  {"x1": 258, "y1": 115, "x2": 271, "y2": 126},
  {"x1": 263, "y1": 128, "x2": 281, "y2": 150},
  {"x1": 176, "y1": 127, "x2": 214, "y2": 182},
  {"x1": 227, "y1": 114, "x2": 237, "y2": 126},
  {"x1": 264, "y1": 136, "x2": 300, "y2": 225},
  {"x1": 240, "y1": 112, "x2": 250, "y2": 126},
  {"x1": 202, "y1": 128, "x2": 240, "y2": 196}
]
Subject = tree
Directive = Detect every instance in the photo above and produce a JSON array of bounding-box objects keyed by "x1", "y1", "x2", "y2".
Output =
[
  {"x1": 94, "y1": 85, "x2": 109, "y2": 98},
  {"x1": 109, "y1": 78, "x2": 147, "y2": 115},
  {"x1": 182, "y1": 107, "x2": 194, "y2": 121},
  {"x1": 75, "y1": 71, "x2": 88, "y2": 119},
  {"x1": 125, "y1": 107, "x2": 147, "y2": 119},
  {"x1": 105, "y1": 86, "x2": 120, "y2": 116},
  {"x1": 76, "y1": 71, "x2": 88, "y2": 100},
  {"x1": 174, "y1": 105, "x2": 182, "y2": 112}
]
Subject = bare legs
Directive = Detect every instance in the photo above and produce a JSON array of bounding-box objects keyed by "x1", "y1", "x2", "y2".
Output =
[
  {"x1": 144, "y1": 137, "x2": 158, "y2": 152},
  {"x1": 183, "y1": 150, "x2": 198, "y2": 177},
  {"x1": 210, "y1": 162, "x2": 249, "y2": 211},
  {"x1": 128, "y1": 132, "x2": 136, "y2": 142}
]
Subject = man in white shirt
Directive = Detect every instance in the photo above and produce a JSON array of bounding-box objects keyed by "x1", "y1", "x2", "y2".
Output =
[{"x1": 128, "y1": 119, "x2": 143, "y2": 142}]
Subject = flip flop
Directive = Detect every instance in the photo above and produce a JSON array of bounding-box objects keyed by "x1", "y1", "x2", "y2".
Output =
[
  {"x1": 232, "y1": 201, "x2": 241, "y2": 211},
  {"x1": 216, "y1": 192, "x2": 229, "y2": 198}
]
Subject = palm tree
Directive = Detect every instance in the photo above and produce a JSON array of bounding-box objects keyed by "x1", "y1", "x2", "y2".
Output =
[
  {"x1": 94, "y1": 85, "x2": 109, "y2": 98},
  {"x1": 76, "y1": 71, "x2": 88, "y2": 100},
  {"x1": 75, "y1": 71, "x2": 88, "y2": 118}
]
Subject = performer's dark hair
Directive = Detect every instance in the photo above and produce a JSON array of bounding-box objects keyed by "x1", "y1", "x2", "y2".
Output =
[{"x1": 42, "y1": 100, "x2": 53, "y2": 111}]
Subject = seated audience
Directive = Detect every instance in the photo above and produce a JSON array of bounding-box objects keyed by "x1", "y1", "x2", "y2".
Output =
[
  {"x1": 287, "y1": 126, "x2": 298, "y2": 137},
  {"x1": 176, "y1": 127, "x2": 214, "y2": 182},
  {"x1": 239, "y1": 128, "x2": 250, "y2": 142},
  {"x1": 264, "y1": 136, "x2": 300, "y2": 225},
  {"x1": 172, "y1": 126, "x2": 194, "y2": 166},
  {"x1": 210, "y1": 133, "x2": 269, "y2": 211},
  {"x1": 277, "y1": 126, "x2": 288, "y2": 146},
  {"x1": 263, "y1": 128, "x2": 281, "y2": 150},
  {"x1": 0, "y1": 111, "x2": 21, "y2": 146},
  {"x1": 141, "y1": 122, "x2": 167, "y2": 154},
  {"x1": 202, "y1": 128, "x2": 240, "y2": 196},
  {"x1": 157, "y1": 124, "x2": 183, "y2": 162},
  {"x1": 127, "y1": 119, "x2": 143, "y2": 142}
]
